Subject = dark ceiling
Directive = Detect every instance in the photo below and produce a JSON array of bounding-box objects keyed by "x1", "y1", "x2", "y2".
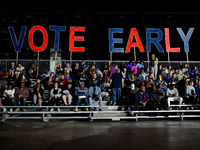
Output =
[{"x1": 0, "y1": 1, "x2": 200, "y2": 61}]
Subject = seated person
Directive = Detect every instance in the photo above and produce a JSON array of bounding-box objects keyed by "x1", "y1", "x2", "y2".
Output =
[
  {"x1": 58, "y1": 74, "x2": 68, "y2": 90},
  {"x1": 50, "y1": 82, "x2": 62, "y2": 112},
  {"x1": 75, "y1": 82, "x2": 88, "y2": 112},
  {"x1": 127, "y1": 83, "x2": 139, "y2": 111},
  {"x1": 32, "y1": 78, "x2": 44, "y2": 106},
  {"x1": 54, "y1": 62, "x2": 63, "y2": 77},
  {"x1": 0, "y1": 75, "x2": 8, "y2": 90},
  {"x1": 18, "y1": 69, "x2": 30, "y2": 87},
  {"x1": 2, "y1": 85, "x2": 15, "y2": 112},
  {"x1": 149, "y1": 84, "x2": 166, "y2": 110},
  {"x1": 79, "y1": 73, "x2": 89, "y2": 87},
  {"x1": 62, "y1": 82, "x2": 74, "y2": 106},
  {"x1": 166, "y1": 82, "x2": 183, "y2": 110},
  {"x1": 64, "y1": 63, "x2": 72, "y2": 75},
  {"x1": 186, "y1": 80, "x2": 197, "y2": 104},
  {"x1": 88, "y1": 73, "x2": 100, "y2": 87},
  {"x1": 9, "y1": 62, "x2": 17, "y2": 78},
  {"x1": 88, "y1": 81, "x2": 102, "y2": 111},
  {"x1": 168, "y1": 73, "x2": 178, "y2": 84},
  {"x1": 13, "y1": 83, "x2": 29, "y2": 112},
  {"x1": 44, "y1": 72, "x2": 55, "y2": 90},
  {"x1": 16, "y1": 63, "x2": 24, "y2": 78},
  {"x1": 65, "y1": 73, "x2": 72, "y2": 83},
  {"x1": 27, "y1": 63, "x2": 36, "y2": 79},
  {"x1": 134, "y1": 86, "x2": 150, "y2": 110},
  {"x1": 156, "y1": 75, "x2": 168, "y2": 93}
]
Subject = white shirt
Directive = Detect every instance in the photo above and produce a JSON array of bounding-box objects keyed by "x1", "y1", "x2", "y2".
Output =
[
  {"x1": 3, "y1": 89, "x2": 15, "y2": 98},
  {"x1": 16, "y1": 66, "x2": 25, "y2": 76}
]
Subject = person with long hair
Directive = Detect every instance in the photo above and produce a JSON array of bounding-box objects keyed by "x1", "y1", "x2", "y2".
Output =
[
  {"x1": 32, "y1": 78, "x2": 44, "y2": 106},
  {"x1": 150, "y1": 54, "x2": 158, "y2": 80},
  {"x1": 3, "y1": 85, "x2": 15, "y2": 112},
  {"x1": 44, "y1": 72, "x2": 55, "y2": 90},
  {"x1": 50, "y1": 82, "x2": 62, "y2": 112},
  {"x1": 186, "y1": 80, "x2": 197, "y2": 104}
]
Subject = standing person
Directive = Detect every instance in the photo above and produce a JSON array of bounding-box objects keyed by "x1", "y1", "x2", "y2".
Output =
[
  {"x1": 109, "y1": 62, "x2": 116, "y2": 79},
  {"x1": 88, "y1": 81, "x2": 102, "y2": 111},
  {"x1": 49, "y1": 82, "x2": 62, "y2": 112},
  {"x1": 110, "y1": 68, "x2": 124, "y2": 105},
  {"x1": 2, "y1": 85, "x2": 15, "y2": 112},
  {"x1": 32, "y1": 79, "x2": 44, "y2": 106},
  {"x1": 75, "y1": 82, "x2": 88, "y2": 112},
  {"x1": 150, "y1": 54, "x2": 158, "y2": 80},
  {"x1": 13, "y1": 83, "x2": 29, "y2": 112},
  {"x1": 166, "y1": 82, "x2": 183, "y2": 110},
  {"x1": 101, "y1": 64, "x2": 110, "y2": 91}
]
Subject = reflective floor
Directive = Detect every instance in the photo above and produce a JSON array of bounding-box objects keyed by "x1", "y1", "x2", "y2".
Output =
[{"x1": 0, "y1": 119, "x2": 200, "y2": 150}]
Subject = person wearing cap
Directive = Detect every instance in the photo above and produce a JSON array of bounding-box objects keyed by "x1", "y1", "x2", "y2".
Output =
[
  {"x1": 134, "y1": 86, "x2": 150, "y2": 110},
  {"x1": 166, "y1": 82, "x2": 183, "y2": 110},
  {"x1": 88, "y1": 81, "x2": 102, "y2": 111},
  {"x1": 110, "y1": 68, "x2": 124, "y2": 105},
  {"x1": 75, "y1": 81, "x2": 88, "y2": 112}
]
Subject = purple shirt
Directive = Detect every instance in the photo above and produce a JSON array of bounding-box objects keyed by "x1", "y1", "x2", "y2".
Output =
[{"x1": 109, "y1": 66, "x2": 116, "y2": 79}]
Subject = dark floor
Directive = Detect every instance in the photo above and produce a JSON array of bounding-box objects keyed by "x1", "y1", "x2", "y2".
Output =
[{"x1": 0, "y1": 119, "x2": 200, "y2": 150}]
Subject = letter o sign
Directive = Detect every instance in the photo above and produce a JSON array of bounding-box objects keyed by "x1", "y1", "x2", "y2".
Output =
[{"x1": 28, "y1": 25, "x2": 48, "y2": 52}]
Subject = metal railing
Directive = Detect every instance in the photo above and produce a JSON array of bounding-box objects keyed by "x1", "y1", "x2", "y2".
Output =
[
  {"x1": 1, "y1": 105, "x2": 200, "y2": 122},
  {"x1": 0, "y1": 59, "x2": 199, "y2": 75}
]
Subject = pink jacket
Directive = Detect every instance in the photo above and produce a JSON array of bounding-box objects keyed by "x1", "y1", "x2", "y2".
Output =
[{"x1": 131, "y1": 66, "x2": 137, "y2": 75}]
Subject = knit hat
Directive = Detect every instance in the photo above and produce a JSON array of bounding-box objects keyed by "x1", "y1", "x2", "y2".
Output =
[{"x1": 162, "y1": 67, "x2": 166, "y2": 72}]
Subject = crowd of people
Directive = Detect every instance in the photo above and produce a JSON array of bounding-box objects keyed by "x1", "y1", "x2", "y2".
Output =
[{"x1": 0, "y1": 55, "x2": 200, "y2": 113}]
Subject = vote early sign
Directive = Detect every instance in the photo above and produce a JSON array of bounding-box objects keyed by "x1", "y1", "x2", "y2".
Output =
[{"x1": 8, "y1": 25, "x2": 194, "y2": 53}]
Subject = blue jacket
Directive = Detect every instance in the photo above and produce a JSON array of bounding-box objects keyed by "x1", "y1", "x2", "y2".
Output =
[
  {"x1": 88, "y1": 86, "x2": 101, "y2": 98},
  {"x1": 186, "y1": 85, "x2": 196, "y2": 98},
  {"x1": 135, "y1": 91, "x2": 150, "y2": 103},
  {"x1": 75, "y1": 87, "x2": 88, "y2": 97}
]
